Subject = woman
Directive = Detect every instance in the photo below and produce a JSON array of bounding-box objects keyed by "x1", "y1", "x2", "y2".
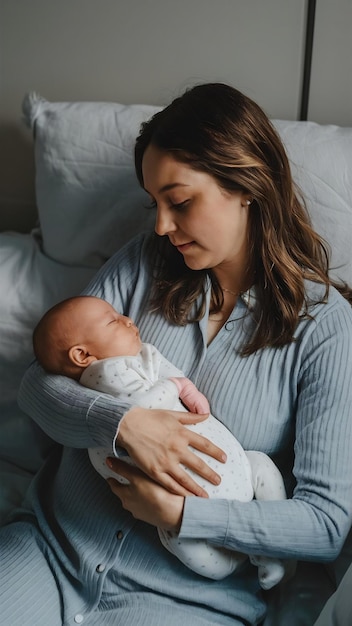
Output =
[{"x1": 2, "y1": 83, "x2": 352, "y2": 626}]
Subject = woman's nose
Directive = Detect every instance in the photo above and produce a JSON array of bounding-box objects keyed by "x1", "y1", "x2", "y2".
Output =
[{"x1": 154, "y1": 207, "x2": 176, "y2": 236}]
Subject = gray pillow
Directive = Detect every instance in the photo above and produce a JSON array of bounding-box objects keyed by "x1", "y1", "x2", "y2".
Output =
[{"x1": 23, "y1": 93, "x2": 161, "y2": 268}]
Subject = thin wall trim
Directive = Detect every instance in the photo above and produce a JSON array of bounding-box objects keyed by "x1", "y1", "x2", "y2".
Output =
[{"x1": 300, "y1": 0, "x2": 316, "y2": 120}]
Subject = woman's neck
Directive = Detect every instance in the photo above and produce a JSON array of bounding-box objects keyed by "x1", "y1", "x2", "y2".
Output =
[
  {"x1": 207, "y1": 287, "x2": 240, "y2": 345},
  {"x1": 212, "y1": 264, "x2": 253, "y2": 298}
]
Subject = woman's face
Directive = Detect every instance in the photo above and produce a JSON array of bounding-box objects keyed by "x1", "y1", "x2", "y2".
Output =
[{"x1": 142, "y1": 145, "x2": 250, "y2": 277}]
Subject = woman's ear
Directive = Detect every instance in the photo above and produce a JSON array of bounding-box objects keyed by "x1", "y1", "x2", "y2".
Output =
[
  {"x1": 68, "y1": 345, "x2": 97, "y2": 369},
  {"x1": 241, "y1": 194, "x2": 253, "y2": 207}
]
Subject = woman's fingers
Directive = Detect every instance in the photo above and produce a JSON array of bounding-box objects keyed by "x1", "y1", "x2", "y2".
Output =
[
  {"x1": 177, "y1": 413, "x2": 227, "y2": 464},
  {"x1": 107, "y1": 457, "x2": 143, "y2": 483},
  {"x1": 106, "y1": 458, "x2": 185, "y2": 530},
  {"x1": 188, "y1": 430, "x2": 227, "y2": 464},
  {"x1": 159, "y1": 470, "x2": 209, "y2": 498},
  {"x1": 107, "y1": 456, "x2": 196, "y2": 497}
]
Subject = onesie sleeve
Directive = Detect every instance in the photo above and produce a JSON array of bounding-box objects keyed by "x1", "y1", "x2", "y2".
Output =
[{"x1": 80, "y1": 354, "x2": 182, "y2": 411}]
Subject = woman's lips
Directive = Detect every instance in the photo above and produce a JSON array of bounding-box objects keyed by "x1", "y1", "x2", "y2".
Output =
[{"x1": 175, "y1": 241, "x2": 194, "y2": 253}]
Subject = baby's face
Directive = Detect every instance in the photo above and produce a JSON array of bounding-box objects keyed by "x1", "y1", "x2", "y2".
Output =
[{"x1": 78, "y1": 299, "x2": 142, "y2": 358}]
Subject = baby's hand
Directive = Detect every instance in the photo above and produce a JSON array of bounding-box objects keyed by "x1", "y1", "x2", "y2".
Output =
[{"x1": 170, "y1": 377, "x2": 210, "y2": 414}]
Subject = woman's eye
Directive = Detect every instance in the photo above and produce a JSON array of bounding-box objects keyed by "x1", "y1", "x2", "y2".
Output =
[
  {"x1": 146, "y1": 199, "x2": 188, "y2": 211},
  {"x1": 171, "y1": 200, "x2": 189, "y2": 211}
]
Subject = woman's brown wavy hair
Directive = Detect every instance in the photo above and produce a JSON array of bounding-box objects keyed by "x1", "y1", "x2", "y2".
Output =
[{"x1": 134, "y1": 83, "x2": 352, "y2": 355}]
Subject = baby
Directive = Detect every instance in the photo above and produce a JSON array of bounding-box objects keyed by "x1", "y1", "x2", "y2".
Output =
[{"x1": 33, "y1": 295, "x2": 291, "y2": 588}]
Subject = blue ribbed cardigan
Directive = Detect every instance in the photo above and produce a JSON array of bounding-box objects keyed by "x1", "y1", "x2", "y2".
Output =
[{"x1": 16, "y1": 232, "x2": 352, "y2": 626}]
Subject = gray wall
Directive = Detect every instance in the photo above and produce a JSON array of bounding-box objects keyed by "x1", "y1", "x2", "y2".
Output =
[
  {"x1": 309, "y1": 0, "x2": 352, "y2": 126},
  {"x1": 0, "y1": 0, "x2": 351, "y2": 232}
]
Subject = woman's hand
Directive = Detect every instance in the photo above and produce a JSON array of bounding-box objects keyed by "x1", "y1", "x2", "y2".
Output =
[
  {"x1": 116, "y1": 406, "x2": 227, "y2": 497},
  {"x1": 107, "y1": 458, "x2": 185, "y2": 531}
]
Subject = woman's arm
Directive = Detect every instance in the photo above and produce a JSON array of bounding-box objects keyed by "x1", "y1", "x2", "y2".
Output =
[
  {"x1": 18, "y1": 360, "x2": 131, "y2": 449},
  {"x1": 18, "y1": 363, "x2": 225, "y2": 496},
  {"x1": 107, "y1": 297, "x2": 352, "y2": 562},
  {"x1": 180, "y1": 300, "x2": 352, "y2": 561}
]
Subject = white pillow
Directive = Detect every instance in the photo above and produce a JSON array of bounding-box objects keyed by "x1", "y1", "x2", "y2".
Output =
[
  {"x1": 23, "y1": 93, "x2": 161, "y2": 268},
  {"x1": 273, "y1": 120, "x2": 352, "y2": 285},
  {"x1": 0, "y1": 231, "x2": 95, "y2": 520}
]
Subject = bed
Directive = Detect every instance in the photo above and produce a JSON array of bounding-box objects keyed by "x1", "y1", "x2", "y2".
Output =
[{"x1": 0, "y1": 91, "x2": 351, "y2": 624}]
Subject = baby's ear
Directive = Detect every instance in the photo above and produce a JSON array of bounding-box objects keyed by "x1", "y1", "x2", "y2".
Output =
[{"x1": 69, "y1": 345, "x2": 97, "y2": 369}]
